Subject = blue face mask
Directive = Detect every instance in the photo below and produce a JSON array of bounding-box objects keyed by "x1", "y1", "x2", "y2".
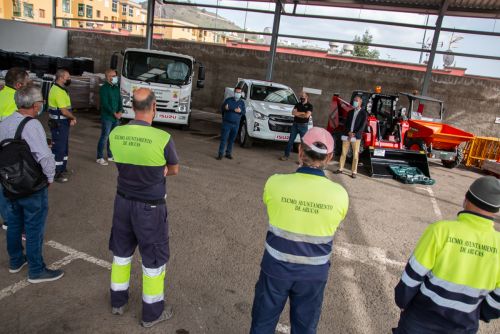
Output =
[
  {"x1": 111, "y1": 77, "x2": 118, "y2": 85},
  {"x1": 353, "y1": 101, "x2": 359, "y2": 108},
  {"x1": 234, "y1": 92, "x2": 242, "y2": 100}
]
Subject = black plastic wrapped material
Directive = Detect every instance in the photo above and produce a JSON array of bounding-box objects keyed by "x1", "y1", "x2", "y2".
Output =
[
  {"x1": 10, "y1": 52, "x2": 31, "y2": 70},
  {"x1": 56, "y1": 57, "x2": 75, "y2": 74},
  {"x1": 0, "y1": 50, "x2": 11, "y2": 70}
]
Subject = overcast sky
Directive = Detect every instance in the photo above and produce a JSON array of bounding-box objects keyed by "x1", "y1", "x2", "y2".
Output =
[{"x1": 165, "y1": 1, "x2": 500, "y2": 78}]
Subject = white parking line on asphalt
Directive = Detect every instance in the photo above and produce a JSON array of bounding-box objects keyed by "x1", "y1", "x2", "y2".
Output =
[
  {"x1": 45, "y1": 240, "x2": 112, "y2": 270},
  {"x1": 417, "y1": 186, "x2": 443, "y2": 220},
  {"x1": 0, "y1": 241, "x2": 111, "y2": 301}
]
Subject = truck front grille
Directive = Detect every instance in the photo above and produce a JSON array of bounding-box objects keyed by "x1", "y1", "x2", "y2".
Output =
[{"x1": 268, "y1": 114, "x2": 293, "y2": 133}]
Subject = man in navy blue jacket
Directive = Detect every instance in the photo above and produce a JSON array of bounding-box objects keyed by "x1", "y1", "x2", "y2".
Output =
[{"x1": 217, "y1": 86, "x2": 246, "y2": 160}]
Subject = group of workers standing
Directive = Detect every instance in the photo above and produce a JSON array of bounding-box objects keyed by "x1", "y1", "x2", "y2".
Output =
[{"x1": 0, "y1": 66, "x2": 499, "y2": 333}]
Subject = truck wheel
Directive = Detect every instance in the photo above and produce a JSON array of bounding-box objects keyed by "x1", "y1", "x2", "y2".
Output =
[
  {"x1": 442, "y1": 146, "x2": 463, "y2": 169},
  {"x1": 239, "y1": 119, "x2": 253, "y2": 148},
  {"x1": 180, "y1": 114, "x2": 191, "y2": 131}
]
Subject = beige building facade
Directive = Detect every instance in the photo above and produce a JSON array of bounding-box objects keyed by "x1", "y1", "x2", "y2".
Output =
[{"x1": 0, "y1": 0, "x2": 228, "y2": 42}]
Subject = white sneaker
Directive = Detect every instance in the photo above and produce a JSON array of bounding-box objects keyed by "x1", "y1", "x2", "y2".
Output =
[
  {"x1": 107, "y1": 157, "x2": 114, "y2": 162},
  {"x1": 96, "y1": 158, "x2": 109, "y2": 166}
]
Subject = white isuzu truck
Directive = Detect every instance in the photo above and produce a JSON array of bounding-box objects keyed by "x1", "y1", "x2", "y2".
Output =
[
  {"x1": 111, "y1": 48, "x2": 205, "y2": 128},
  {"x1": 224, "y1": 79, "x2": 312, "y2": 148}
]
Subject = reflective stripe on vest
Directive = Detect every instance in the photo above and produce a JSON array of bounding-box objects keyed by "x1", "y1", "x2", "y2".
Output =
[
  {"x1": 265, "y1": 242, "x2": 331, "y2": 265},
  {"x1": 262, "y1": 171, "x2": 348, "y2": 268},
  {"x1": 110, "y1": 125, "x2": 170, "y2": 167}
]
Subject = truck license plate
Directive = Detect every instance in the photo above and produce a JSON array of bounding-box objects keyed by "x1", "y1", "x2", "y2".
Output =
[
  {"x1": 275, "y1": 134, "x2": 289, "y2": 140},
  {"x1": 159, "y1": 114, "x2": 177, "y2": 120},
  {"x1": 373, "y1": 149, "x2": 386, "y2": 157}
]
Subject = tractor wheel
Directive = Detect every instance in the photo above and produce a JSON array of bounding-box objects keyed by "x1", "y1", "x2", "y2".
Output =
[
  {"x1": 442, "y1": 146, "x2": 464, "y2": 169},
  {"x1": 239, "y1": 118, "x2": 253, "y2": 148},
  {"x1": 407, "y1": 139, "x2": 427, "y2": 153}
]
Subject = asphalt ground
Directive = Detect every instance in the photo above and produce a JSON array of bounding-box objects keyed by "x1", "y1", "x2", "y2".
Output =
[{"x1": 0, "y1": 110, "x2": 499, "y2": 334}]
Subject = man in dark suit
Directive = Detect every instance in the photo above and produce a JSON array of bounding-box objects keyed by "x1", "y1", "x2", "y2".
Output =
[{"x1": 334, "y1": 95, "x2": 367, "y2": 178}]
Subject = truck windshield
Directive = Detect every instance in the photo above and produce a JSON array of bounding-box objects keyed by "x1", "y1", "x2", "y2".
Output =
[
  {"x1": 250, "y1": 85, "x2": 298, "y2": 105},
  {"x1": 123, "y1": 51, "x2": 192, "y2": 85}
]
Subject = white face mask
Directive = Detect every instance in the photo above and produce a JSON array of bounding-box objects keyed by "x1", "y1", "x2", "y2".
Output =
[{"x1": 111, "y1": 77, "x2": 118, "y2": 85}]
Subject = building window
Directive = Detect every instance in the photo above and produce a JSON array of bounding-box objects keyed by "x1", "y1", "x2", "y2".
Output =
[
  {"x1": 39, "y1": 9, "x2": 45, "y2": 18},
  {"x1": 128, "y1": 8, "x2": 133, "y2": 17},
  {"x1": 78, "y1": 3, "x2": 84, "y2": 17},
  {"x1": 96, "y1": 10, "x2": 100, "y2": 18},
  {"x1": 86, "y1": 5, "x2": 92, "y2": 18},
  {"x1": 23, "y1": 3, "x2": 34, "y2": 18},
  {"x1": 62, "y1": 19, "x2": 70, "y2": 27},
  {"x1": 121, "y1": 20, "x2": 125, "y2": 29},
  {"x1": 62, "y1": 0, "x2": 71, "y2": 13},
  {"x1": 112, "y1": 0, "x2": 117, "y2": 12},
  {"x1": 13, "y1": 0, "x2": 21, "y2": 17},
  {"x1": 122, "y1": 5, "x2": 127, "y2": 15},
  {"x1": 128, "y1": 24, "x2": 132, "y2": 31},
  {"x1": 104, "y1": 16, "x2": 108, "y2": 21}
]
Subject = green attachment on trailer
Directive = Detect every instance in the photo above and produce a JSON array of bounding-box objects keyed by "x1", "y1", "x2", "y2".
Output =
[{"x1": 389, "y1": 165, "x2": 436, "y2": 185}]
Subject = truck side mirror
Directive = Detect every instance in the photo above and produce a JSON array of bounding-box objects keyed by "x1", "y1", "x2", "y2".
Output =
[
  {"x1": 110, "y1": 53, "x2": 118, "y2": 71},
  {"x1": 196, "y1": 63, "x2": 205, "y2": 88}
]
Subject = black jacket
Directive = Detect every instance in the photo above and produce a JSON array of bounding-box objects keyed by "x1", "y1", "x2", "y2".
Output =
[{"x1": 344, "y1": 108, "x2": 367, "y2": 139}]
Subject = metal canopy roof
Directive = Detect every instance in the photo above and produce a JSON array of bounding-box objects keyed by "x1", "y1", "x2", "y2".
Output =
[{"x1": 280, "y1": 0, "x2": 500, "y2": 18}]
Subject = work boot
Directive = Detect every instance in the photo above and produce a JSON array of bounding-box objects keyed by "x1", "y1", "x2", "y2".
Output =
[
  {"x1": 225, "y1": 154, "x2": 233, "y2": 160},
  {"x1": 351, "y1": 173, "x2": 357, "y2": 179},
  {"x1": 112, "y1": 305, "x2": 126, "y2": 315},
  {"x1": 141, "y1": 305, "x2": 173, "y2": 328},
  {"x1": 216, "y1": 154, "x2": 223, "y2": 160},
  {"x1": 54, "y1": 173, "x2": 68, "y2": 183}
]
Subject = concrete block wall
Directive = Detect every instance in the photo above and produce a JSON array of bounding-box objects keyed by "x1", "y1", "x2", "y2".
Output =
[{"x1": 68, "y1": 30, "x2": 500, "y2": 137}]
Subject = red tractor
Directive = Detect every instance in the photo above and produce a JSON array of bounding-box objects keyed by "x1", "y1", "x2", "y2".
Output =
[
  {"x1": 400, "y1": 93, "x2": 475, "y2": 169},
  {"x1": 327, "y1": 90, "x2": 475, "y2": 177}
]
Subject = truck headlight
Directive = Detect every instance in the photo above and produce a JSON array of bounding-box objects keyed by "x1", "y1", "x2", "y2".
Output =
[
  {"x1": 178, "y1": 103, "x2": 188, "y2": 113},
  {"x1": 180, "y1": 96, "x2": 190, "y2": 103},
  {"x1": 254, "y1": 110, "x2": 268, "y2": 120}
]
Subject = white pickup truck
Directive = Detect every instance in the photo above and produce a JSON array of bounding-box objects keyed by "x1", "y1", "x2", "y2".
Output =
[{"x1": 224, "y1": 79, "x2": 312, "y2": 148}]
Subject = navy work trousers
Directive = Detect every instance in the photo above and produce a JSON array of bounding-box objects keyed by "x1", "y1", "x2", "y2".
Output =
[
  {"x1": 284, "y1": 123, "x2": 308, "y2": 157},
  {"x1": 250, "y1": 271, "x2": 327, "y2": 334},
  {"x1": 218, "y1": 121, "x2": 239, "y2": 156},
  {"x1": 50, "y1": 119, "x2": 70, "y2": 174},
  {"x1": 393, "y1": 310, "x2": 478, "y2": 334},
  {"x1": 109, "y1": 194, "x2": 169, "y2": 322}
]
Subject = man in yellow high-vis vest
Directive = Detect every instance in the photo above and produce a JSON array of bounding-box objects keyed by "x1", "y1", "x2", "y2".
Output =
[
  {"x1": 0, "y1": 67, "x2": 29, "y2": 232},
  {"x1": 394, "y1": 176, "x2": 500, "y2": 333},
  {"x1": 250, "y1": 127, "x2": 349, "y2": 333},
  {"x1": 108, "y1": 88, "x2": 179, "y2": 328}
]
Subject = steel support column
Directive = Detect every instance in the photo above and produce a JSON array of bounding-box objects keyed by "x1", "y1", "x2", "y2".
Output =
[
  {"x1": 266, "y1": 0, "x2": 282, "y2": 81},
  {"x1": 52, "y1": 0, "x2": 56, "y2": 28},
  {"x1": 145, "y1": 0, "x2": 155, "y2": 49},
  {"x1": 421, "y1": 0, "x2": 449, "y2": 96}
]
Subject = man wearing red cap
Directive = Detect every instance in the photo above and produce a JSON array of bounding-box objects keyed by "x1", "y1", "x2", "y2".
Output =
[{"x1": 250, "y1": 127, "x2": 349, "y2": 333}]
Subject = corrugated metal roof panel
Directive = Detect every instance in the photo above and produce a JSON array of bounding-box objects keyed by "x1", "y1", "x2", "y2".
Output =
[{"x1": 281, "y1": 0, "x2": 500, "y2": 17}]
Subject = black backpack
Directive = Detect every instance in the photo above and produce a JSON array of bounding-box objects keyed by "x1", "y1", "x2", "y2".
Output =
[{"x1": 0, "y1": 117, "x2": 48, "y2": 199}]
